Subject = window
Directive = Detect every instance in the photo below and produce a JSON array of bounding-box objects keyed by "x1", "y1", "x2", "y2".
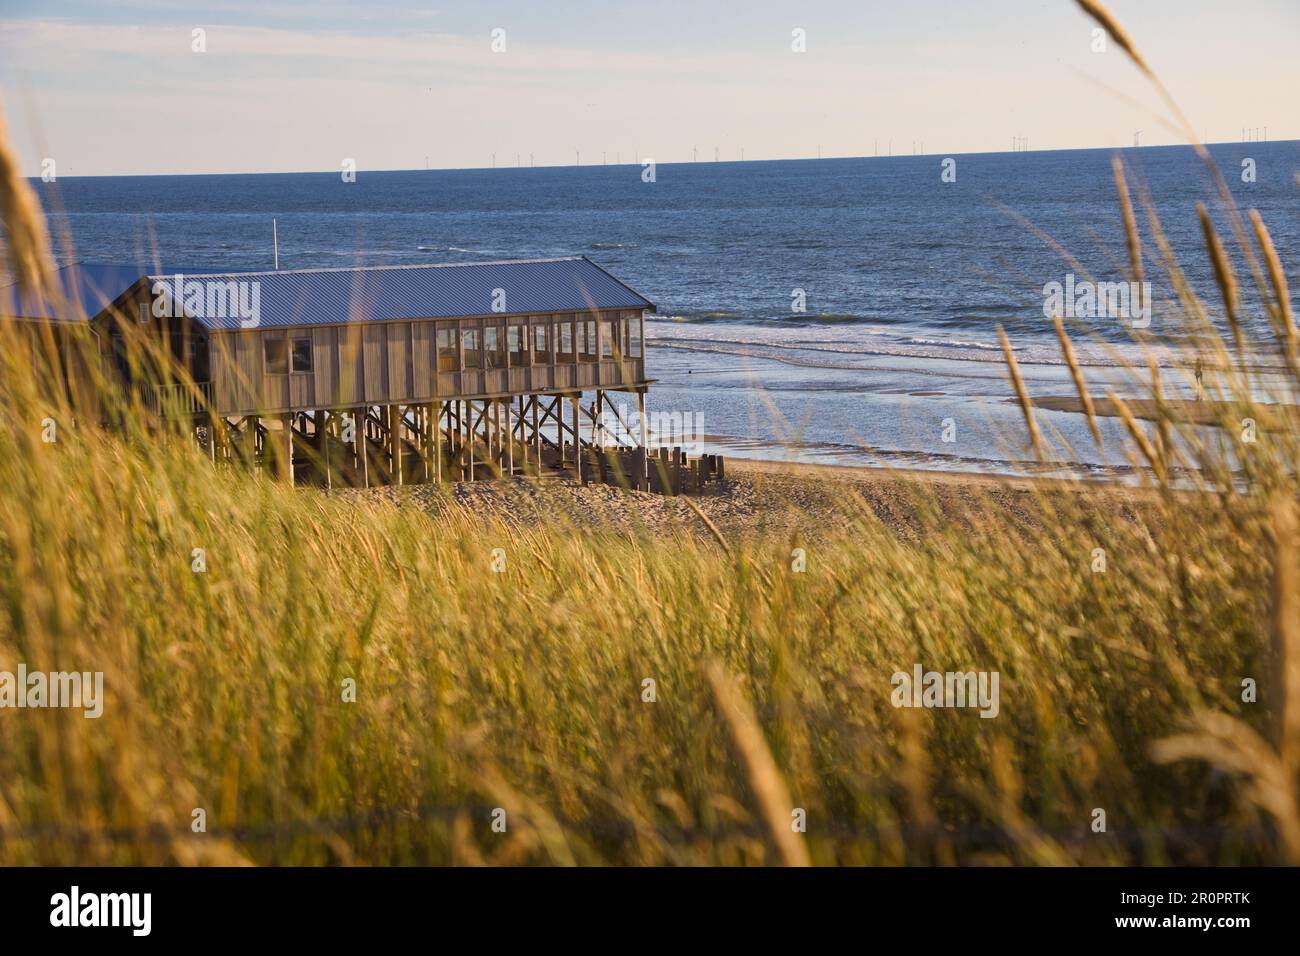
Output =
[
  {"x1": 264, "y1": 335, "x2": 288, "y2": 374},
  {"x1": 508, "y1": 324, "x2": 528, "y2": 365},
  {"x1": 484, "y1": 324, "x2": 505, "y2": 368},
  {"x1": 601, "y1": 320, "x2": 616, "y2": 359},
  {"x1": 462, "y1": 328, "x2": 481, "y2": 369},
  {"x1": 579, "y1": 319, "x2": 598, "y2": 362},
  {"x1": 557, "y1": 319, "x2": 574, "y2": 362},
  {"x1": 437, "y1": 327, "x2": 459, "y2": 372},
  {"x1": 630, "y1": 313, "x2": 643, "y2": 358},
  {"x1": 190, "y1": 336, "x2": 211, "y2": 381},
  {"x1": 533, "y1": 322, "x2": 551, "y2": 363},
  {"x1": 291, "y1": 337, "x2": 312, "y2": 373}
]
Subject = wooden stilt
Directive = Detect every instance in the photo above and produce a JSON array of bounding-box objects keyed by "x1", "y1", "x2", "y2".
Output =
[
  {"x1": 390, "y1": 404, "x2": 403, "y2": 486},
  {"x1": 434, "y1": 401, "x2": 443, "y2": 483},
  {"x1": 532, "y1": 396, "x2": 541, "y2": 474},
  {"x1": 466, "y1": 400, "x2": 475, "y2": 481},
  {"x1": 638, "y1": 390, "x2": 649, "y2": 489},
  {"x1": 506, "y1": 399, "x2": 514, "y2": 476},
  {"x1": 449, "y1": 402, "x2": 456, "y2": 478},
  {"x1": 496, "y1": 399, "x2": 503, "y2": 471},
  {"x1": 358, "y1": 408, "x2": 370, "y2": 488},
  {"x1": 250, "y1": 415, "x2": 262, "y2": 473},
  {"x1": 423, "y1": 403, "x2": 432, "y2": 483},
  {"x1": 572, "y1": 393, "x2": 582, "y2": 483},
  {"x1": 283, "y1": 414, "x2": 294, "y2": 486},
  {"x1": 454, "y1": 401, "x2": 462, "y2": 480},
  {"x1": 320, "y1": 409, "x2": 332, "y2": 489},
  {"x1": 420, "y1": 403, "x2": 431, "y2": 483}
]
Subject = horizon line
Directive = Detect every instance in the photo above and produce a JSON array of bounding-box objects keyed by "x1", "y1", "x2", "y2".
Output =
[{"x1": 27, "y1": 139, "x2": 1299, "y2": 182}]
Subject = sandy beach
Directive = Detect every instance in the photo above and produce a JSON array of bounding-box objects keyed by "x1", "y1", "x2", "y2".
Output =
[{"x1": 354, "y1": 456, "x2": 1136, "y2": 543}]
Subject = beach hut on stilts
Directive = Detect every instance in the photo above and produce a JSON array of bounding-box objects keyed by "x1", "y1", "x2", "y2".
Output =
[{"x1": 2, "y1": 257, "x2": 723, "y2": 494}]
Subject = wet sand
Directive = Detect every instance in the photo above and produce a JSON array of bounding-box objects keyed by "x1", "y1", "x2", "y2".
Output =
[{"x1": 1030, "y1": 395, "x2": 1299, "y2": 428}]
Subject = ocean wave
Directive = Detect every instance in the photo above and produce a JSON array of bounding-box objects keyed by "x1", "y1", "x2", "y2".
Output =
[
  {"x1": 660, "y1": 312, "x2": 882, "y2": 326},
  {"x1": 661, "y1": 311, "x2": 743, "y2": 323},
  {"x1": 921, "y1": 313, "x2": 1027, "y2": 330},
  {"x1": 773, "y1": 313, "x2": 877, "y2": 325},
  {"x1": 647, "y1": 333, "x2": 1115, "y2": 369},
  {"x1": 906, "y1": 335, "x2": 1004, "y2": 351}
]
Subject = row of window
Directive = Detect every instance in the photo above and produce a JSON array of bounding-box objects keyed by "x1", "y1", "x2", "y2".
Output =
[{"x1": 263, "y1": 315, "x2": 644, "y2": 376}]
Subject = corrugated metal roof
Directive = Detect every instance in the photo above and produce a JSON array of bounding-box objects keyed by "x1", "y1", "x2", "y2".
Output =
[
  {"x1": 1, "y1": 263, "x2": 149, "y2": 322},
  {"x1": 147, "y1": 257, "x2": 656, "y2": 331},
  {"x1": 2, "y1": 257, "x2": 656, "y2": 330}
]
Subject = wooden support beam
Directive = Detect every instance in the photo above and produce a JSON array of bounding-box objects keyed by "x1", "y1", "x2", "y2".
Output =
[
  {"x1": 572, "y1": 393, "x2": 582, "y2": 483},
  {"x1": 283, "y1": 414, "x2": 294, "y2": 486},
  {"x1": 433, "y1": 401, "x2": 442, "y2": 483},
  {"x1": 505, "y1": 399, "x2": 514, "y2": 476},
  {"x1": 599, "y1": 397, "x2": 639, "y2": 452},
  {"x1": 358, "y1": 407, "x2": 370, "y2": 488},
  {"x1": 537, "y1": 395, "x2": 576, "y2": 455},
  {"x1": 453, "y1": 401, "x2": 462, "y2": 480},
  {"x1": 547, "y1": 397, "x2": 566, "y2": 464},
  {"x1": 453, "y1": 401, "x2": 460, "y2": 480},
  {"x1": 638, "y1": 390, "x2": 649, "y2": 490},
  {"x1": 249, "y1": 415, "x2": 262, "y2": 473},
  {"x1": 532, "y1": 395, "x2": 541, "y2": 473},
  {"x1": 389, "y1": 404, "x2": 403, "y2": 486},
  {"x1": 466, "y1": 400, "x2": 475, "y2": 481},
  {"x1": 498, "y1": 400, "x2": 505, "y2": 473},
  {"x1": 419, "y1": 403, "x2": 431, "y2": 483},
  {"x1": 321, "y1": 409, "x2": 332, "y2": 490},
  {"x1": 515, "y1": 394, "x2": 552, "y2": 472},
  {"x1": 424, "y1": 403, "x2": 433, "y2": 483}
]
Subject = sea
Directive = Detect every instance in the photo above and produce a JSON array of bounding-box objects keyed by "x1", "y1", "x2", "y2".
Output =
[{"x1": 31, "y1": 141, "x2": 1300, "y2": 478}]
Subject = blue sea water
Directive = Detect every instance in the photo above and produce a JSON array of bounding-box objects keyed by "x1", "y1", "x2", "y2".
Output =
[{"x1": 31, "y1": 142, "x2": 1300, "y2": 476}]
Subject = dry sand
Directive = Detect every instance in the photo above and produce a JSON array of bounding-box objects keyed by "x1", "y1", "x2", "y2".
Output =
[{"x1": 352, "y1": 457, "x2": 1146, "y2": 543}]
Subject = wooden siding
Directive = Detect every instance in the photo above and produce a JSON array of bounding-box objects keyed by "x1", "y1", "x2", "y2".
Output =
[{"x1": 207, "y1": 309, "x2": 648, "y2": 416}]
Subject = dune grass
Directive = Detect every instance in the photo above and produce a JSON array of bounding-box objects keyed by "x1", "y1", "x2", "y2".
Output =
[
  {"x1": 0, "y1": 412, "x2": 1292, "y2": 866},
  {"x1": 1, "y1": 0, "x2": 1298, "y2": 866}
]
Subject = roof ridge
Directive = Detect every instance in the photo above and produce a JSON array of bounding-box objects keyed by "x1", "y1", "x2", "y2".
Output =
[{"x1": 145, "y1": 256, "x2": 586, "y2": 279}]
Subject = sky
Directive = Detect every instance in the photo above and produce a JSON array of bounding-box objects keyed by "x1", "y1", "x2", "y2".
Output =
[{"x1": 0, "y1": 0, "x2": 1297, "y2": 176}]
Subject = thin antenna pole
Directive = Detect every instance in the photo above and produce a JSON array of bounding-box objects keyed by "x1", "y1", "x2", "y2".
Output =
[{"x1": 273, "y1": 218, "x2": 279, "y2": 270}]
